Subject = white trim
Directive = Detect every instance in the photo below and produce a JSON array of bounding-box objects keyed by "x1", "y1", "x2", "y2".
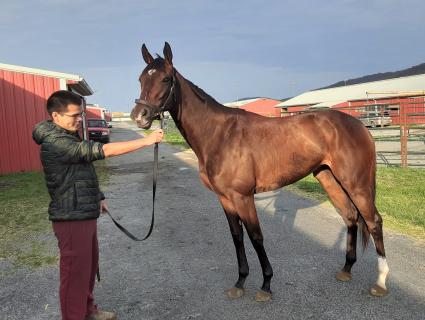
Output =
[
  {"x1": 0, "y1": 62, "x2": 83, "y2": 81},
  {"x1": 59, "y1": 78, "x2": 67, "y2": 90}
]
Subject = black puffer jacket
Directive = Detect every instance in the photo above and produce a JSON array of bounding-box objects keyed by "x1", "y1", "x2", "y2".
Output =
[{"x1": 33, "y1": 120, "x2": 105, "y2": 221}]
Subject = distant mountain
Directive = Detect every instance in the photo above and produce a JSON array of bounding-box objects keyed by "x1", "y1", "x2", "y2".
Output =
[{"x1": 316, "y1": 62, "x2": 425, "y2": 90}]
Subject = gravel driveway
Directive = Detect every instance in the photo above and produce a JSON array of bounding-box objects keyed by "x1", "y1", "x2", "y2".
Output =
[{"x1": 1, "y1": 122, "x2": 424, "y2": 320}]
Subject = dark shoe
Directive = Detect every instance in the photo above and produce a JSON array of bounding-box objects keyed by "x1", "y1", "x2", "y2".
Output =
[{"x1": 85, "y1": 310, "x2": 117, "y2": 320}]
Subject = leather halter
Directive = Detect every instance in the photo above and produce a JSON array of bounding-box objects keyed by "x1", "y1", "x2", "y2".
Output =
[{"x1": 134, "y1": 73, "x2": 176, "y2": 120}]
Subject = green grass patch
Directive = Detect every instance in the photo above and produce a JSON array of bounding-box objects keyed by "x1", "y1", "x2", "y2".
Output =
[
  {"x1": 0, "y1": 171, "x2": 56, "y2": 270},
  {"x1": 375, "y1": 167, "x2": 425, "y2": 239},
  {"x1": 163, "y1": 131, "x2": 189, "y2": 149},
  {"x1": 140, "y1": 127, "x2": 189, "y2": 149},
  {"x1": 285, "y1": 167, "x2": 425, "y2": 240},
  {"x1": 0, "y1": 164, "x2": 111, "y2": 270}
]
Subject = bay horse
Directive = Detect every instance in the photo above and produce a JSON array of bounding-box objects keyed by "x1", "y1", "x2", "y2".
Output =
[{"x1": 130, "y1": 42, "x2": 389, "y2": 301}]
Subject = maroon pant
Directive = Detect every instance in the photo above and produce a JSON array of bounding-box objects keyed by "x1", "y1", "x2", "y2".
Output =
[{"x1": 53, "y1": 219, "x2": 99, "y2": 320}]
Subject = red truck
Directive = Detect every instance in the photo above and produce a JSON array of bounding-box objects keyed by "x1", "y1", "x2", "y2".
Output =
[{"x1": 87, "y1": 118, "x2": 110, "y2": 143}]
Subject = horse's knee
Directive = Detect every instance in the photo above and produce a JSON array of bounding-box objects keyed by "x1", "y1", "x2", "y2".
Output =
[
  {"x1": 248, "y1": 232, "x2": 263, "y2": 245},
  {"x1": 231, "y1": 232, "x2": 244, "y2": 245}
]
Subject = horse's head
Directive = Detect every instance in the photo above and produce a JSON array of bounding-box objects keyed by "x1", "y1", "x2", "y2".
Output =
[{"x1": 131, "y1": 42, "x2": 175, "y2": 129}]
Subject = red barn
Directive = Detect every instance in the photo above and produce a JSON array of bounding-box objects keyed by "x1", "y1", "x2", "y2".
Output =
[
  {"x1": 0, "y1": 63, "x2": 93, "y2": 174},
  {"x1": 239, "y1": 98, "x2": 281, "y2": 117},
  {"x1": 224, "y1": 98, "x2": 281, "y2": 117},
  {"x1": 86, "y1": 104, "x2": 112, "y2": 122},
  {"x1": 276, "y1": 73, "x2": 425, "y2": 124}
]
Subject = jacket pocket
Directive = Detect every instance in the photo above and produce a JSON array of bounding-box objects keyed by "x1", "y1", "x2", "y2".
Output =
[{"x1": 74, "y1": 180, "x2": 100, "y2": 211}]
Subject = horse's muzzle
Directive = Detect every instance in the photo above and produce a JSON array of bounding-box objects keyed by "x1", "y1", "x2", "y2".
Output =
[{"x1": 131, "y1": 102, "x2": 160, "y2": 129}]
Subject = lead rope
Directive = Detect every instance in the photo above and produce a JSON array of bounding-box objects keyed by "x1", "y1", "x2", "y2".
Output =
[
  {"x1": 97, "y1": 117, "x2": 163, "y2": 282},
  {"x1": 105, "y1": 115, "x2": 164, "y2": 241}
]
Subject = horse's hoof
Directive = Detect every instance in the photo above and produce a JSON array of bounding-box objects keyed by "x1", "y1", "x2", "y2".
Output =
[
  {"x1": 336, "y1": 271, "x2": 352, "y2": 282},
  {"x1": 370, "y1": 284, "x2": 388, "y2": 297},
  {"x1": 226, "y1": 287, "x2": 245, "y2": 299},
  {"x1": 255, "y1": 290, "x2": 272, "y2": 302}
]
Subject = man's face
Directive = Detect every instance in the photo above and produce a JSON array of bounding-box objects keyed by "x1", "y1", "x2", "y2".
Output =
[{"x1": 52, "y1": 104, "x2": 83, "y2": 132}]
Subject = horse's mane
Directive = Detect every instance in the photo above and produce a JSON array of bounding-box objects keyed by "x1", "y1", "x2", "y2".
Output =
[
  {"x1": 154, "y1": 55, "x2": 233, "y2": 111},
  {"x1": 185, "y1": 78, "x2": 221, "y2": 106}
]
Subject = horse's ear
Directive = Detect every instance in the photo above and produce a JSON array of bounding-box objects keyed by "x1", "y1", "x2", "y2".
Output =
[
  {"x1": 163, "y1": 42, "x2": 173, "y2": 66},
  {"x1": 141, "y1": 44, "x2": 154, "y2": 64}
]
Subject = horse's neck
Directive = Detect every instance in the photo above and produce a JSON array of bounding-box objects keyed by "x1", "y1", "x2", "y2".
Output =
[{"x1": 169, "y1": 72, "x2": 224, "y2": 163}]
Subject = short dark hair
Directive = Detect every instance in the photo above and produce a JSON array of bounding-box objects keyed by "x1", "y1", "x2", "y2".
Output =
[{"x1": 46, "y1": 90, "x2": 83, "y2": 115}]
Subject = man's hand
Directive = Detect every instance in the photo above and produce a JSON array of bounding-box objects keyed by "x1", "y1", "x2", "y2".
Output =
[
  {"x1": 103, "y1": 129, "x2": 165, "y2": 158},
  {"x1": 100, "y1": 199, "x2": 109, "y2": 214},
  {"x1": 146, "y1": 129, "x2": 164, "y2": 145}
]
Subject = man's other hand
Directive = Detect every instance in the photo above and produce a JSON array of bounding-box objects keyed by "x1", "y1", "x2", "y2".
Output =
[{"x1": 100, "y1": 199, "x2": 109, "y2": 214}]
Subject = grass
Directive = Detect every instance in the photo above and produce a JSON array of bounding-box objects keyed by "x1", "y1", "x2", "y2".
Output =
[
  {"x1": 140, "y1": 120, "x2": 189, "y2": 149},
  {"x1": 0, "y1": 163, "x2": 110, "y2": 270},
  {"x1": 162, "y1": 130, "x2": 190, "y2": 148},
  {"x1": 0, "y1": 171, "x2": 55, "y2": 270},
  {"x1": 286, "y1": 167, "x2": 425, "y2": 240}
]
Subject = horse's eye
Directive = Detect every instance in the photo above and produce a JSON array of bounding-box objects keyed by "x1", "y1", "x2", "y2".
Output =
[{"x1": 162, "y1": 77, "x2": 171, "y2": 83}]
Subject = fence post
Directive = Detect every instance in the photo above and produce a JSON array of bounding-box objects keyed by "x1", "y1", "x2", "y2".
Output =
[{"x1": 400, "y1": 102, "x2": 408, "y2": 168}]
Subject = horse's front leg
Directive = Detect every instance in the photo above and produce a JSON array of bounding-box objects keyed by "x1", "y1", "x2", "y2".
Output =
[
  {"x1": 219, "y1": 196, "x2": 249, "y2": 299},
  {"x1": 232, "y1": 193, "x2": 273, "y2": 302}
]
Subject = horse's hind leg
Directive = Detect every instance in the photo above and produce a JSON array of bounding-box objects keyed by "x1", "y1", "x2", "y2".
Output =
[
  {"x1": 232, "y1": 194, "x2": 273, "y2": 302},
  {"x1": 314, "y1": 168, "x2": 359, "y2": 281},
  {"x1": 218, "y1": 196, "x2": 249, "y2": 299},
  {"x1": 345, "y1": 191, "x2": 389, "y2": 296}
]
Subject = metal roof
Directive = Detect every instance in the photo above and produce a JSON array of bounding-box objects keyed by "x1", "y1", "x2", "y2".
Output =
[
  {"x1": 224, "y1": 98, "x2": 260, "y2": 108},
  {"x1": 0, "y1": 62, "x2": 93, "y2": 96},
  {"x1": 276, "y1": 73, "x2": 425, "y2": 107},
  {"x1": 309, "y1": 100, "x2": 346, "y2": 109}
]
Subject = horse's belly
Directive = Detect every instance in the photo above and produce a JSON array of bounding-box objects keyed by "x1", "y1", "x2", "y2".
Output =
[{"x1": 254, "y1": 157, "x2": 321, "y2": 193}]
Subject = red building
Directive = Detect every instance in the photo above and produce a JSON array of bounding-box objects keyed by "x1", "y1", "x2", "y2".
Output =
[
  {"x1": 0, "y1": 63, "x2": 92, "y2": 175},
  {"x1": 239, "y1": 98, "x2": 282, "y2": 117},
  {"x1": 276, "y1": 74, "x2": 425, "y2": 125},
  {"x1": 86, "y1": 104, "x2": 112, "y2": 122},
  {"x1": 224, "y1": 98, "x2": 282, "y2": 117}
]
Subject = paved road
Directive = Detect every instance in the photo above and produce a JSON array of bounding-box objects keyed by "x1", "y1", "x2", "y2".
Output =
[{"x1": 1, "y1": 123, "x2": 424, "y2": 319}]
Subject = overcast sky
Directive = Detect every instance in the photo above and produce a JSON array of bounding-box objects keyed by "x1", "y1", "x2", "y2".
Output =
[{"x1": 1, "y1": 0, "x2": 424, "y2": 111}]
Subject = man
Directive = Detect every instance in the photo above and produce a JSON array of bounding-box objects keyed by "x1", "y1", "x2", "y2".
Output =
[{"x1": 32, "y1": 90, "x2": 163, "y2": 320}]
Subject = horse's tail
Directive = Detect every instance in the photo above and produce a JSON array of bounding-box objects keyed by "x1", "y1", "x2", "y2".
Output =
[
  {"x1": 358, "y1": 213, "x2": 370, "y2": 251},
  {"x1": 357, "y1": 158, "x2": 375, "y2": 251}
]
